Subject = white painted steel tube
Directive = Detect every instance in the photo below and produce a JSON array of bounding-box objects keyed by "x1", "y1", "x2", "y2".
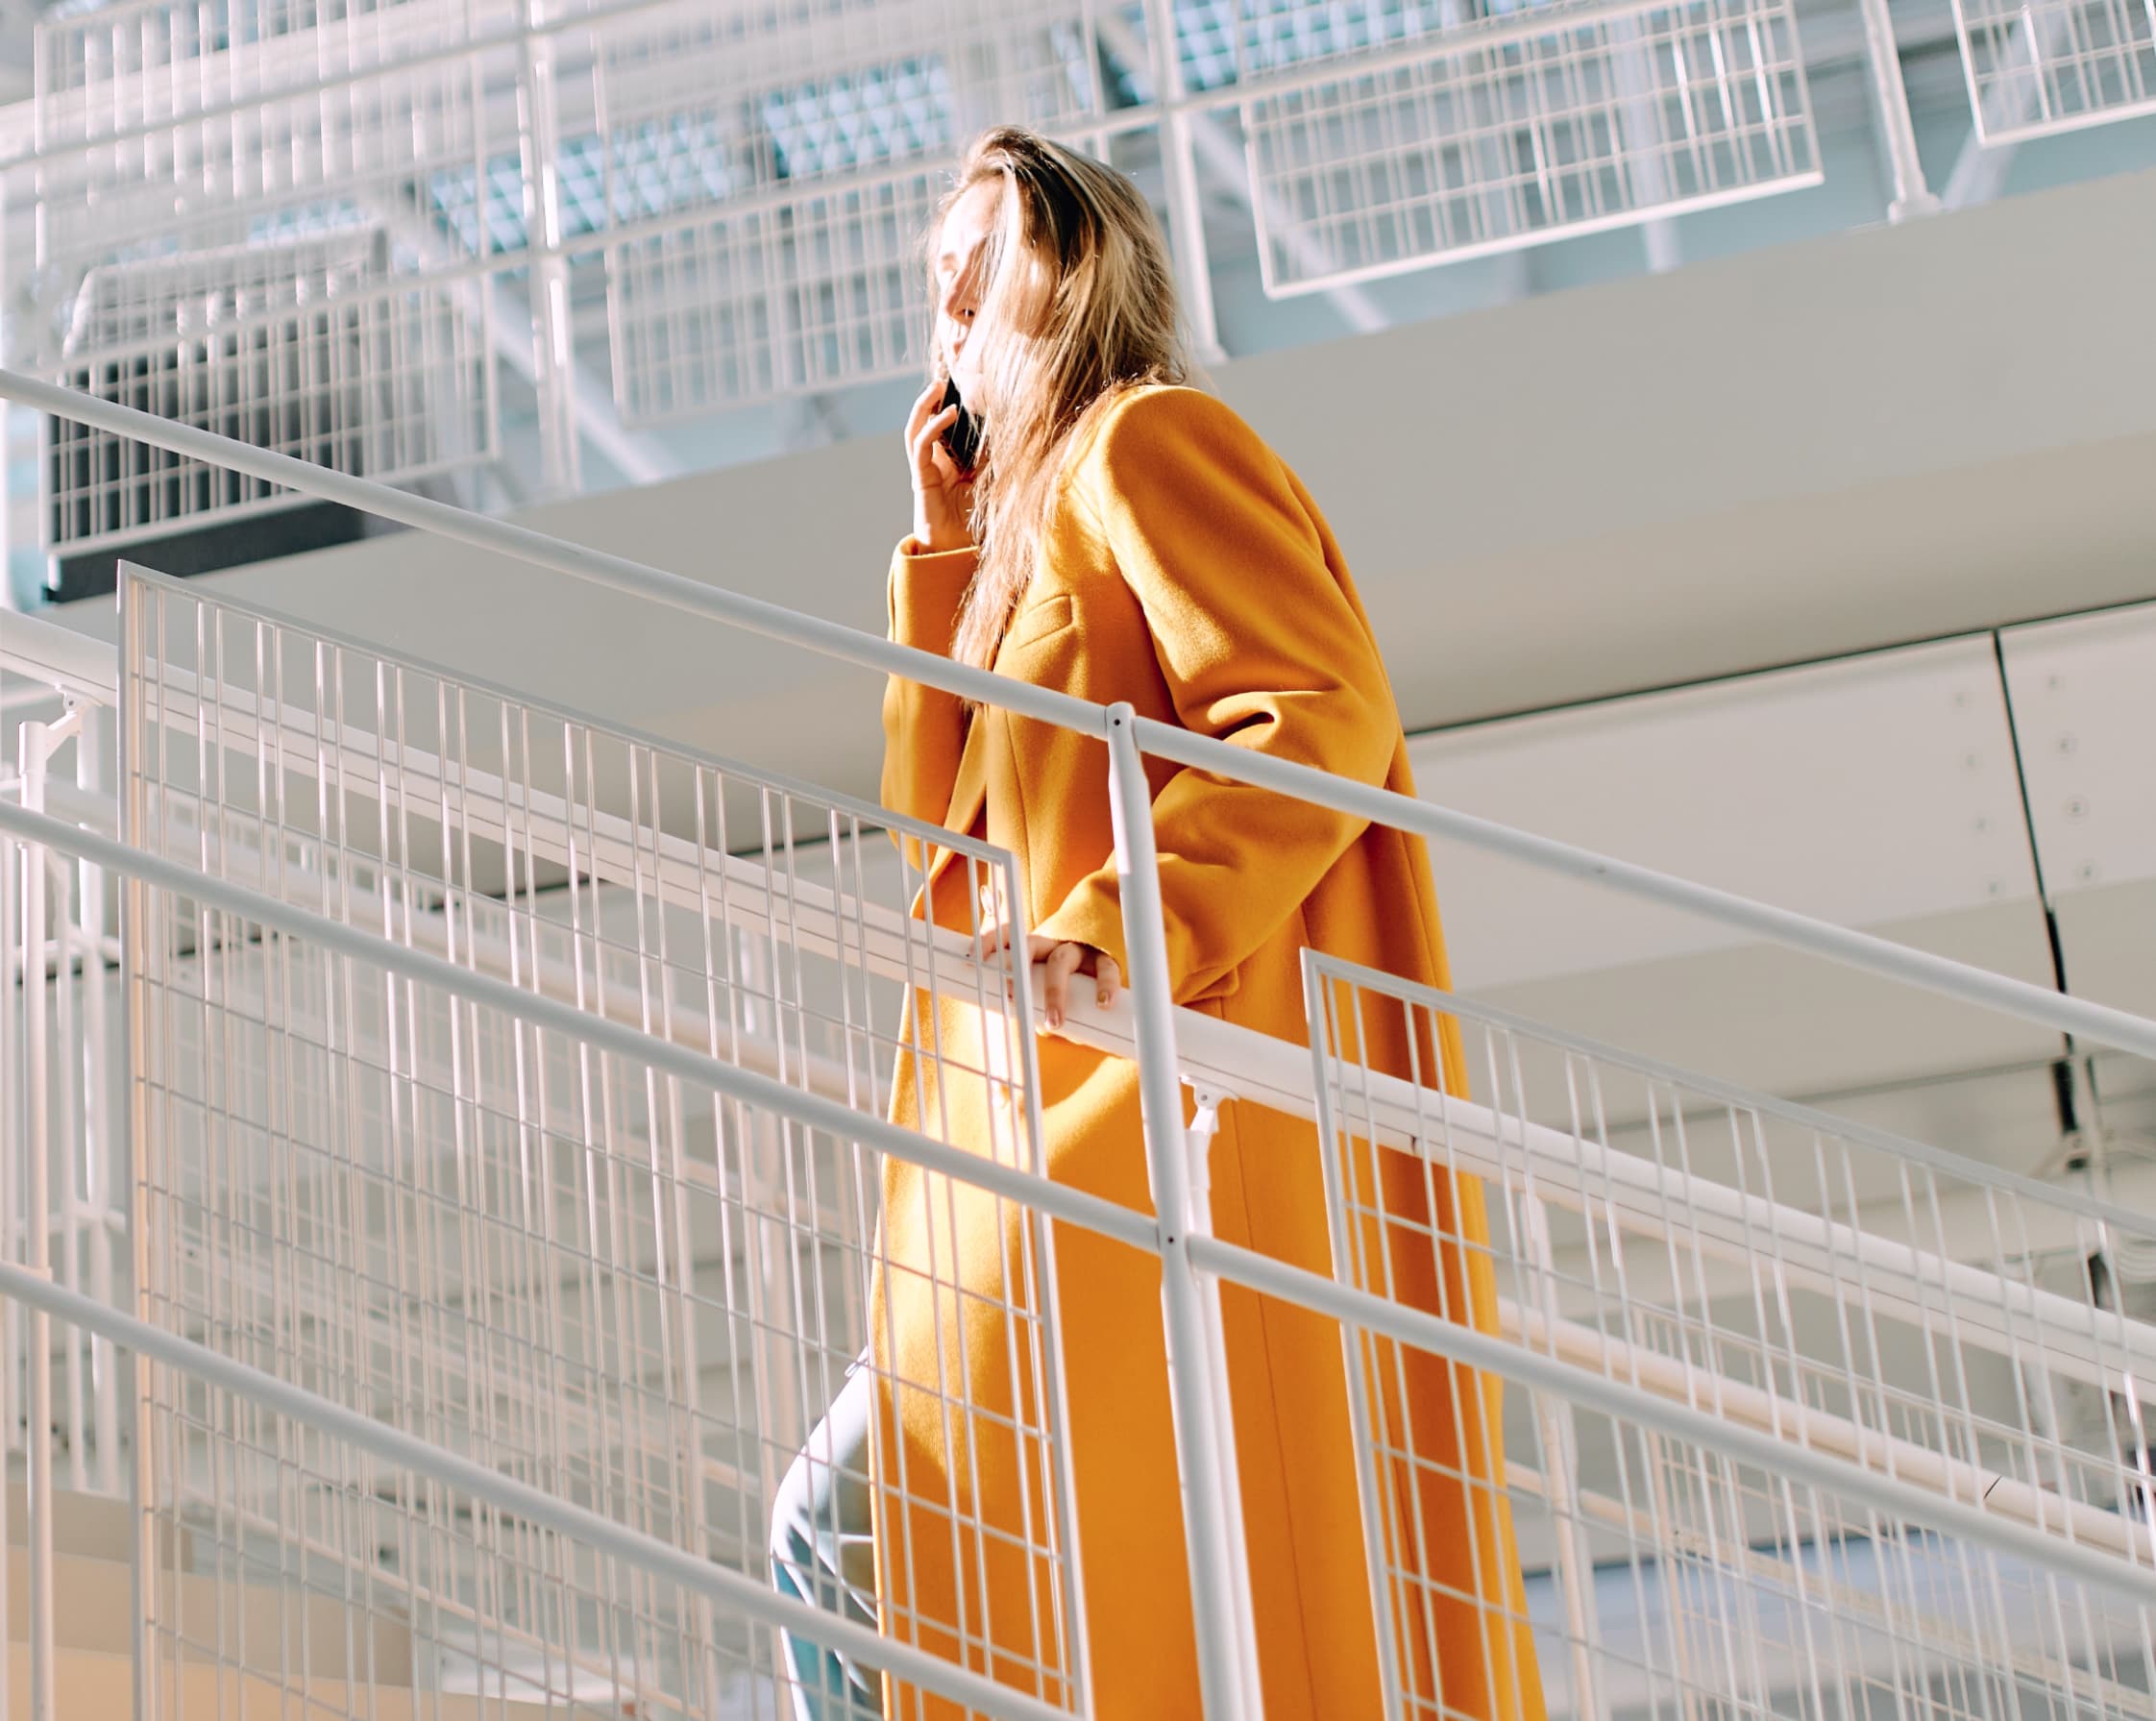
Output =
[
  {"x1": 1137, "y1": 0, "x2": 1221, "y2": 360},
  {"x1": 1184, "y1": 1235, "x2": 2156, "y2": 1611},
  {"x1": 0, "y1": 610, "x2": 117, "y2": 708},
  {"x1": 0, "y1": 824, "x2": 12, "y2": 1720},
  {"x1": 0, "y1": 1259, "x2": 1070, "y2": 1721},
  {"x1": 72, "y1": 706, "x2": 118, "y2": 1498},
  {"x1": 1104, "y1": 706, "x2": 1259, "y2": 1721},
  {"x1": 1127, "y1": 715, "x2": 2156, "y2": 1064},
  {"x1": 2, "y1": 369, "x2": 2150, "y2": 1068},
  {"x1": 17, "y1": 724, "x2": 56, "y2": 1721},
  {"x1": 1855, "y1": 0, "x2": 1942, "y2": 218}
]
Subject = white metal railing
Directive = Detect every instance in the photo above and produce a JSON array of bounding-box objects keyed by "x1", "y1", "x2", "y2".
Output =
[
  {"x1": 12, "y1": 792, "x2": 2156, "y2": 1695},
  {"x1": 8, "y1": 780, "x2": 2156, "y2": 1712},
  {"x1": 2, "y1": 0, "x2": 2145, "y2": 573},
  {"x1": 0, "y1": 0, "x2": 1829, "y2": 539},
  {"x1": 5, "y1": 371, "x2": 2156, "y2": 1719}
]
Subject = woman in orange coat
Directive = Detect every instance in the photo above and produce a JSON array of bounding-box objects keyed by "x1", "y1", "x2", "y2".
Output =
[{"x1": 772, "y1": 128, "x2": 1544, "y2": 1721}]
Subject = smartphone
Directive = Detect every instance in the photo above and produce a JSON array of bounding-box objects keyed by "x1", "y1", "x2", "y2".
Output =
[{"x1": 939, "y1": 378, "x2": 984, "y2": 476}]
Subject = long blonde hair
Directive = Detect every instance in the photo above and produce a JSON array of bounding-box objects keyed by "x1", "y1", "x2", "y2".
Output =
[{"x1": 933, "y1": 128, "x2": 1192, "y2": 670}]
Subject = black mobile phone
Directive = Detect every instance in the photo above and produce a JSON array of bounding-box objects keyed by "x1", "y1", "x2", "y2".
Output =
[{"x1": 939, "y1": 378, "x2": 984, "y2": 476}]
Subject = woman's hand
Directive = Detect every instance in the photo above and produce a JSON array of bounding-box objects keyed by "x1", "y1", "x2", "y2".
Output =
[
  {"x1": 906, "y1": 380, "x2": 976, "y2": 554},
  {"x1": 976, "y1": 911, "x2": 1123, "y2": 1031}
]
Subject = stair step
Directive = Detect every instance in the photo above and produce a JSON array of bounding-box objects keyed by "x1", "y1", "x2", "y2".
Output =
[
  {"x1": 3, "y1": 1482, "x2": 188, "y2": 1570},
  {"x1": 10, "y1": 1545, "x2": 413, "y2": 1683},
  {"x1": 6, "y1": 1647, "x2": 555, "y2": 1719}
]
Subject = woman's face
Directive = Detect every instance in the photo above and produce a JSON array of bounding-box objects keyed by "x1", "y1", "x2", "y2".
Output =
[{"x1": 935, "y1": 179, "x2": 1001, "y2": 399}]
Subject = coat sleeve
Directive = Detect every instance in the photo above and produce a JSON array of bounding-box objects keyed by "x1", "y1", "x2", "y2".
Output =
[
  {"x1": 1030, "y1": 390, "x2": 1398, "y2": 1003},
  {"x1": 880, "y1": 540, "x2": 977, "y2": 868}
]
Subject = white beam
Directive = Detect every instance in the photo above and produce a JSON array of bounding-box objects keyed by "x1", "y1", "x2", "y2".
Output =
[{"x1": 1857, "y1": 0, "x2": 1943, "y2": 217}]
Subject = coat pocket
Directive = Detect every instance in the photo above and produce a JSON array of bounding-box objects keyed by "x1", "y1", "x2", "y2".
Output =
[{"x1": 999, "y1": 593, "x2": 1075, "y2": 655}]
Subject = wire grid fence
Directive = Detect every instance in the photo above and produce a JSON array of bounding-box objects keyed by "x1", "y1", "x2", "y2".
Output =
[
  {"x1": 1305, "y1": 951, "x2": 2156, "y2": 1721},
  {"x1": 1, "y1": 708, "x2": 129, "y2": 1504},
  {"x1": 12, "y1": 0, "x2": 1835, "y2": 508},
  {"x1": 48, "y1": 231, "x2": 491, "y2": 560},
  {"x1": 29, "y1": 0, "x2": 517, "y2": 141},
  {"x1": 114, "y1": 565, "x2": 1086, "y2": 1716},
  {"x1": 592, "y1": 0, "x2": 1107, "y2": 421},
  {"x1": 1953, "y1": 0, "x2": 2156, "y2": 142},
  {"x1": 24, "y1": 12, "x2": 501, "y2": 564},
  {"x1": 1238, "y1": 0, "x2": 1820, "y2": 290}
]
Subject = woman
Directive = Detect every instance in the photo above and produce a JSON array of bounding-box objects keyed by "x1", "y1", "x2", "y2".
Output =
[{"x1": 772, "y1": 128, "x2": 1544, "y2": 1721}]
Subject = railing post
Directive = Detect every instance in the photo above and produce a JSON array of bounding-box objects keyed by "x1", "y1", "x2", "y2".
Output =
[
  {"x1": 1855, "y1": 0, "x2": 1941, "y2": 219},
  {"x1": 1183, "y1": 1086, "x2": 1264, "y2": 1709},
  {"x1": 17, "y1": 718, "x2": 59, "y2": 1721},
  {"x1": 1101, "y1": 703, "x2": 1260, "y2": 1721},
  {"x1": 1137, "y1": 0, "x2": 1223, "y2": 363},
  {"x1": 74, "y1": 701, "x2": 117, "y2": 1498},
  {"x1": 0, "y1": 802, "x2": 14, "y2": 1721},
  {"x1": 516, "y1": 0, "x2": 582, "y2": 495}
]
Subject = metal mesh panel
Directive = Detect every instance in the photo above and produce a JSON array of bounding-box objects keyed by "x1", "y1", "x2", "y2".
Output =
[
  {"x1": 1, "y1": 751, "x2": 129, "y2": 1508},
  {"x1": 603, "y1": 168, "x2": 947, "y2": 422},
  {"x1": 1954, "y1": 0, "x2": 2156, "y2": 143},
  {"x1": 1238, "y1": 0, "x2": 1821, "y2": 291},
  {"x1": 28, "y1": 7, "x2": 498, "y2": 558},
  {"x1": 32, "y1": 0, "x2": 505, "y2": 141},
  {"x1": 116, "y1": 567, "x2": 1086, "y2": 1716},
  {"x1": 593, "y1": 0, "x2": 1104, "y2": 419},
  {"x1": 48, "y1": 234, "x2": 490, "y2": 558},
  {"x1": 35, "y1": 55, "x2": 492, "y2": 276},
  {"x1": 1305, "y1": 952, "x2": 2156, "y2": 1720}
]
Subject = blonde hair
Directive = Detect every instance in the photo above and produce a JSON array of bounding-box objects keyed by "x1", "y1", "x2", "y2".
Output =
[{"x1": 932, "y1": 127, "x2": 1192, "y2": 670}]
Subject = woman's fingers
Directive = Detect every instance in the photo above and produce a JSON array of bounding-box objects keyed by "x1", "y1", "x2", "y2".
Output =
[
  {"x1": 1041, "y1": 941, "x2": 1085, "y2": 1029},
  {"x1": 975, "y1": 919, "x2": 1122, "y2": 1025},
  {"x1": 910, "y1": 405, "x2": 960, "y2": 480},
  {"x1": 903, "y1": 380, "x2": 944, "y2": 446}
]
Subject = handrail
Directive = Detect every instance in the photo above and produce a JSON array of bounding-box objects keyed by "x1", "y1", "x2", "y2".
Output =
[
  {"x1": 4, "y1": 369, "x2": 2155, "y2": 1064},
  {"x1": 0, "y1": 608, "x2": 120, "y2": 708},
  {"x1": 23, "y1": 676, "x2": 2156, "y2": 1400},
  {"x1": 19, "y1": 567, "x2": 2156, "y2": 1389},
  {"x1": 23, "y1": 582, "x2": 2156, "y2": 1271},
  {"x1": 9, "y1": 795, "x2": 2156, "y2": 1611}
]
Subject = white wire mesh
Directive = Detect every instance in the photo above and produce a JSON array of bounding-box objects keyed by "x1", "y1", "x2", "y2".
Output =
[
  {"x1": 1305, "y1": 951, "x2": 2156, "y2": 1720},
  {"x1": 34, "y1": 55, "x2": 493, "y2": 278},
  {"x1": 592, "y1": 0, "x2": 1105, "y2": 421},
  {"x1": 1954, "y1": 0, "x2": 2156, "y2": 143},
  {"x1": 47, "y1": 232, "x2": 491, "y2": 559},
  {"x1": 115, "y1": 565, "x2": 1087, "y2": 1717},
  {"x1": 1, "y1": 718, "x2": 129, "y2": 1505},
  {"x1": 1236, "y1": 0, "x2": 1821, "y2": 291},
  {"x1": 26, "y1": 5, "x2": 499, "y2": 560},
  {"x1": 31, "y1": 0, "x2": 508, "y2": 144}
]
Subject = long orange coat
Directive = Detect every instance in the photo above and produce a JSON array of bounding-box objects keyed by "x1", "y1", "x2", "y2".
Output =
[{"x1": 870, "y1": 385, "x2": 1544, "y2": 1720}]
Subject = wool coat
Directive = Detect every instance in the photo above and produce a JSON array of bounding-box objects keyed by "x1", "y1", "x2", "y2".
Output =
[{"x1": 869, "y1": 384, "x2": 1545, "y2": 1721}]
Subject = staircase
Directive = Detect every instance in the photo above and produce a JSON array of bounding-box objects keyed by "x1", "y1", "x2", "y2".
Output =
[
  {"x1": 4, "y1": 1484, "x2": 567, "y2": 1718},
  {"x1": 2, "y1": 415, "x2": 2154, "y2": 1718}
]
